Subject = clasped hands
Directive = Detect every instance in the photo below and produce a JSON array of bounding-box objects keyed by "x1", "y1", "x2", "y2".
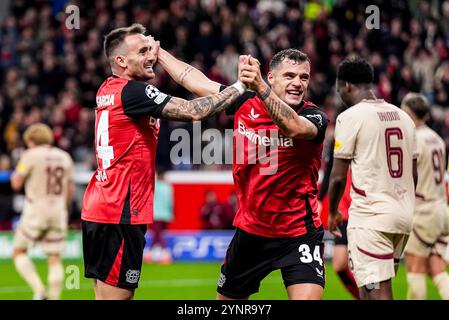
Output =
[{"x1": 238, "y1": 55, "x2": 268, "y2": 96}]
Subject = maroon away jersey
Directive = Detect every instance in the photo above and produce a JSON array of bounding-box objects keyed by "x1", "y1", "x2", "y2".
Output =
[
  {"x1": 227, "y1": 91, "x2": 328, "y2": 237},
  {"x1": 82, "y1": 76, "x2": 171, "y2": 224}
]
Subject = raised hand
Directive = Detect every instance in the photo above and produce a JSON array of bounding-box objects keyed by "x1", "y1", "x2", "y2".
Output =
[
  {"x1": 239, "y1": 55, "x2": 267, "y2": 96},
  {"x1": 147, "y1": 35, "x2": 160, "y2": 61},
  {"x1": 237, "y1": 55, "x2": 249, "y2": 84}
]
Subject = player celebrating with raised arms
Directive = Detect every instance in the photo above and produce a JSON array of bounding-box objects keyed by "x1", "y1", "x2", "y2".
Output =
[
  {"x1": 82, "y1": 24, "x2": 247, "y2": 300},
  {"x1": 157, "y1": 45, "x2": 328, "y2": 300}
]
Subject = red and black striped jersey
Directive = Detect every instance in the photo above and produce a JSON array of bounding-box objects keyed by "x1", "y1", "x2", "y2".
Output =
[
  {"x1": 82, "y1": 76, "x2": 171, "y2": 224},
  {"x1": 226, "y1": 90, "x2": 328, "y2": 237}
]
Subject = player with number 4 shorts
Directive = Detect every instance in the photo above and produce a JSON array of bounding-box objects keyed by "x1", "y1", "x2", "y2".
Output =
[{"x1": 82, "y1": 24, "x2": 247, "y2": 300}]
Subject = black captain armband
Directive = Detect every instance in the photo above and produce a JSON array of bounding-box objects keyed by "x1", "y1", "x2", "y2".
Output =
[{"x1": 300, "y1": 107, "x2": 328, "y2": 144}]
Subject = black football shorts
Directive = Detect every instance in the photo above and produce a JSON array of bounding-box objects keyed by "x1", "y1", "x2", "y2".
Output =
[
  {"x1": 82, "y1": 221, "x2": 147, "y2": 289},
  {"x1": 217, "y1": 227, "x2": 325, "y2": 299}
]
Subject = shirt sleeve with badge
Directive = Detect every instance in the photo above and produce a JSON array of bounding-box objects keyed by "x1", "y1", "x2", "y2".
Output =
[
  {"x1": 299, "y1": 106, "x2": 328, "y2": 144},
  {"x1": 333, "y1": 110, "x2": 363, "y2": 159},
  {"x1": 121, "y1": 80, "x2": 172, "y2": 119},
  {"x1": 15, "y1": 151, "x2": 32, "y2": 178}
]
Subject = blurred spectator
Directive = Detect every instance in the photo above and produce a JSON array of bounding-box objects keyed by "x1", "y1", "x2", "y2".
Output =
[
  {"x1": 216, "y1": 44, "x2": 239, "y2": 83},
  {"x1": 0, "y1": 154, "x2": 14, "y2": 230},
  {"x1": 411, "y1": 48, "x2": 439, "y2": 102},
  {"x1": 441, "y1": 1, "x2": 449, "y2": 36},
  {"x1": 200, "y1": 190, "x2": 234, "y2": 230},
  {"x1": 226, "y1": 191, "x2": 238, "y2": 219}
]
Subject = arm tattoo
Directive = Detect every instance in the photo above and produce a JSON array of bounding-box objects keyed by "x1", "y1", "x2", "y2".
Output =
[
  {"x1": 258, "y1": 86, "x2": 272, "y2": 101},
  {"x1": 263, "y1": 94, "x2": 297, "y2": 133},
  {"x1": 178, "y1": 66, "x2": 194, "y2": 85},
  {"x1": 261, "y1": 91, "x2": 317, "y2": 139},
  {"x1": 302, "y1": 117, "x2": 317, "y2": 135},
  {"x1": 161, "y1": 86, "x2": 240, "y2": 121}
]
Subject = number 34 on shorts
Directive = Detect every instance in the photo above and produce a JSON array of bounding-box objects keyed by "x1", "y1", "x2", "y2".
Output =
[{"x1": 298, "y1": 244, "x2": 324, "y2": 266}]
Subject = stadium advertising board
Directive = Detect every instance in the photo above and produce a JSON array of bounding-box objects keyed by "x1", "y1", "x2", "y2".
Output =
[{"x1": 0, "y1": 230, "x2": 335, "y2": 261}]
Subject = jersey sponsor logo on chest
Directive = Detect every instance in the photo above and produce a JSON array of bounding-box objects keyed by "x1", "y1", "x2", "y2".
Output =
[
  {"x1": 96, "y1": 94, "x2": 115, "y2": 107},
  {"x1": 237, "y1": 120, "x2": 293, "y2": 147}
]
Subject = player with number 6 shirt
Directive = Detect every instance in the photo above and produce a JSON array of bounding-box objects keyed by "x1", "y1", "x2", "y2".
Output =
[{"x1": 328, "y1": 57, "x2": 418, "y2": 300}]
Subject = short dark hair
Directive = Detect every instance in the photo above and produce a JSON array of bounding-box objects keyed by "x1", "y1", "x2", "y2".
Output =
[
  {"x1": 269, "y1": 49, "x2": 310, "y2": 70},
  {"x1": 104, "y1": 23, "x2": 146, "y2": 60},
  {"x1": 337, "y1": 57, "x2": 374, "y2": 85},
  {"x1": 402, "y1": 92, "x2": 430, "y2": 119}
]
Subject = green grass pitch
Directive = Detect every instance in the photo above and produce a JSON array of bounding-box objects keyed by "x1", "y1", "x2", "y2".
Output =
[{"x1": 0, "y1": 259, "x2": 445, "y2": 300}]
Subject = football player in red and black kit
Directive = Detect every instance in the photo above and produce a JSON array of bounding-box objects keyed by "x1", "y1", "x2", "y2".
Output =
[
  {"x1": 81, "y1": 24, "x2": 248, "y2": 300},
  {"x1": 158, "y1": 47, "x2": 328, "y2": 299}
]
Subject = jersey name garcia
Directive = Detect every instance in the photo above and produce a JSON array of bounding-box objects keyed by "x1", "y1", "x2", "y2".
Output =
[{"x1": 82, "y1": 76, "x2": 170, "y2": 224}]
